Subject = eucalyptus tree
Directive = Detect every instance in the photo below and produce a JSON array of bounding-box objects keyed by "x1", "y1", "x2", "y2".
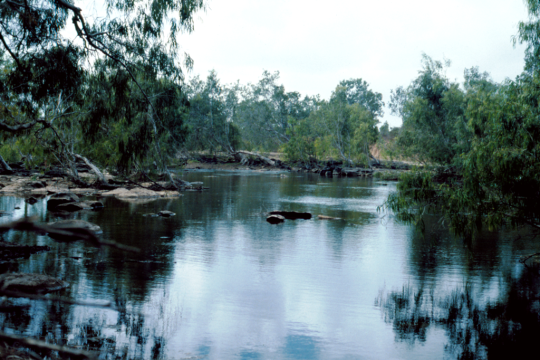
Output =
[
  {"x1": 184, "y1": 71, "x2": 241, "y2": 154},
  {"x1": 0, "y1": 0, "x2": 205, "y2": 181},
  {"x1": 235, "y1": 71, "x2": 317, "y2": 151},
  {"x1": 389, "y1": 56, "x2": 472, "y2": 166},
  {"x1": 335, "y1": 78, "x2": 384, "y2": 117},
  {"x1": 383, "y1": 48, "x2": 540, "y2": 238},
  {"x1": 285, "y1": 83, "x2": 380, "y2": 166}
]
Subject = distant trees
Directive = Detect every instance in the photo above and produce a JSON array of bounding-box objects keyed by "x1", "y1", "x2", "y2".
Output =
[
  {"x1": 181, "y1": 71, "x2": 381, "y2": 167},
  {"x1": 284, "y1": 79, "x2": 381, "y2": 165}
]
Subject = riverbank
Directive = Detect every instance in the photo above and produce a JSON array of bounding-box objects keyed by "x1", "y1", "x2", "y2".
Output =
[{"x1": 180, "y1": 154, "x2": 410, "y2": 180}]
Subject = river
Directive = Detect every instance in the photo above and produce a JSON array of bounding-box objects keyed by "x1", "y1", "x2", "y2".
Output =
[{"x1": 1, "y1": 170, "x2": 539, "y2": 359}]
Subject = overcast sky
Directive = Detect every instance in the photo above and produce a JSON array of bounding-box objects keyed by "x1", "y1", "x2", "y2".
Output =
[{"x1": 177, "y1": 0, "x2": 529, "y2": 128}]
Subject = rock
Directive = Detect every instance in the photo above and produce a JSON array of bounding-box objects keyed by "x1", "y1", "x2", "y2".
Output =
[
  {"x1": 43, "y1": 170, "x2": 66, "y2": 177},
  {"x1": 101, "y1": 187, "x2": 180, "y2": 199},
  {"x1": 54, "y1": 202, "x2": 93, "y2": 212},
  {"x1": 47, "y1": 193, "x2": 79, "y2": 209},
  {"x1": 158, "y1": 210, "x2": 176, "y2": 217},
  {"x1": 47, "y1": 219, "x2": 102, "y2": 234},
  {"x1": 317, "y1": 215, "x2": 340, "y2": 220},
  {"x1": 14, "y1": 207, "x2": 20, "y2": 210},
  {"x1": 266, "y1": 215, "x2": 285, "y2": 224},
  {"x1": 269, "y1": 211, "x2": 312, "y2": 220},
  {"x1": 68, "y1": 188, "x2": 98, "y2": 195},
  {"x1": 0, "y1": 210, "x2": 10, "y2": 217},
  {"x1": 29, "y1": 181, "x2": 47, "y2": 188},
  {"x1": 89, "y1": 201, "x2": 104, "y2": 209},
  {"x1": 0, "y1": 273, "x2": 69, "y2": 294},
  {"x1": 25, "y1": 196, "x2": 38, "y2": 204}
]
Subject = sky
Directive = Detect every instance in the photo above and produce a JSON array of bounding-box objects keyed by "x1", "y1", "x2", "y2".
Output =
[{"x1": 178, "y1": 0, "x2": 529, "y2": 128}]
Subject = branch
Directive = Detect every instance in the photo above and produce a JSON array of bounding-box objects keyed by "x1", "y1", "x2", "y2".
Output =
[
  {"x1": 0, "y1": 217, "x2": 140, "y2": 253},
  {"x1": 0, "y1": 29, "x2": 20, "y2": 67},
  {"x1": 0, "y1": 118, "x2": 48, "y2": 132},
  {"x1": 71, "y1": 153, "x2": 106, "y2": 184},
  {"x1": 0, "y1": 332, "x2": 96, "y2": 360}
]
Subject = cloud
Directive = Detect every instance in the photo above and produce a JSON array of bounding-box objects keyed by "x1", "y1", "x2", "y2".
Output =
[{"x1": 179, "y1": 0, "x2": 527, "y2": 127}]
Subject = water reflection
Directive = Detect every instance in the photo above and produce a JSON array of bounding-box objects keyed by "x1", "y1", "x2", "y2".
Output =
[
  {"x1": 377, "y1": 264, "x2": 540, "y2": 360},
  {"x1": 0, "y1": 171, "x2": 537, "y2": 359}
]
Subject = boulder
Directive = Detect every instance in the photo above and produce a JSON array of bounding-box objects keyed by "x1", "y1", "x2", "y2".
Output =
[
  {"x1": 89, "y1": 201, "x2": 104, "y2": 209},
  {"x1": 47, "y1": 193, "x2": 79, "y2": 209},
  {"x1": 158, "y1": 210, "x2": 176, "y2": 217},
  {"x1": 25, "y1": 196, "x2": 38, "y2": 204},
  {"x1": 269, "y1": 211, "x2": 312, "y2": 220},
  {"x1": 266, "y1": 215, "x2": 285, "y2": 224},
  {"x1": 101, "y1": 187, "x2": 180, "y2": 199},
  {"x1": 0, "y1": 273, "x2": 69, "y2": 294}
]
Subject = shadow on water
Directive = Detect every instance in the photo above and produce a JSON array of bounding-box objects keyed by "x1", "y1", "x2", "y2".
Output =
[{"x1": 376, "y1": 264, "x2": 540, "y2": 360}]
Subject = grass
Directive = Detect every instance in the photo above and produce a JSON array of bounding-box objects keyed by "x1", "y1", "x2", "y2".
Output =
[{"x1": 373, "y1": 171, "x2": 401, "y2": 181}]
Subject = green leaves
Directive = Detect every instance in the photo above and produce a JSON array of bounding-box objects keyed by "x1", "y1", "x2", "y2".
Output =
[{"x1": 386, "y1": 55, "x2": 540, "y2": 237}]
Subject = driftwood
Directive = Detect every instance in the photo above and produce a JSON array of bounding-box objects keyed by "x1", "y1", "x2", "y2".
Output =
[
  {"x1": 0, "y1": 217, "x2": 140, "y2": 253},
  {"x1": 235, "y1": 151, "x2": 276, "y2": 167},
  {"x1": 0, "y1": 154, "x2": 13, "y2": 172},
  {"x1": 0, "y1": 331, "x2": 96, "y2": 360},
  {"x1": 72, "y1": 153, "x2": 106, "y2": 184}
]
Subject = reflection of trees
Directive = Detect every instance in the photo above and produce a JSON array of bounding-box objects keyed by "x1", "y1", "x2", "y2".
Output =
[{"x1": 376, "y1": 267, "x2": 540, "y2": 360}]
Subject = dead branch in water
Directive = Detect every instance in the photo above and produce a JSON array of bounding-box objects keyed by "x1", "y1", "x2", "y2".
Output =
[{"x1": 0, "y1": 217, "x2": 140, "y2": 253}]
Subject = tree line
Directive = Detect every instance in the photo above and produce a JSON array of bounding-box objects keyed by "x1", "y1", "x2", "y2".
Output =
[
  {"x1": 3, "y1": 0, "x2": 540, "y2": 239},
  {"x1": 383, "y1": 0, "x2": 540, "y2": 238}
]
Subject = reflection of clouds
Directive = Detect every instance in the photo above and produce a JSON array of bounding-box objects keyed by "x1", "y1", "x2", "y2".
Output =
[
  {"x1": 135, "y1": 215, "x2": 414, "y2": 359},
  {"x1": 2, "y1": 173, "x2": 513, "y2": 359}
]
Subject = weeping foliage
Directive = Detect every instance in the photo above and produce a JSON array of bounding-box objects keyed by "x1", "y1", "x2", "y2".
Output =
[{"x1": 384, "y1": 52, "x2": 540, "y2": 236}]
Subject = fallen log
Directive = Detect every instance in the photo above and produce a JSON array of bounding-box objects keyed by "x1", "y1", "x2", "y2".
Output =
[{"x1": 269, "y1": 211, "x2": 312, "y2": 220}]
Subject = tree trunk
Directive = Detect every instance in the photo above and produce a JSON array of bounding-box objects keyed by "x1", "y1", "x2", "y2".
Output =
[
  {"x1": 72, "y1": 154, "x2": 106, "y2": 184},
  {"x1": 0, "y1": 154, "x2": 13, "y2": 172}
]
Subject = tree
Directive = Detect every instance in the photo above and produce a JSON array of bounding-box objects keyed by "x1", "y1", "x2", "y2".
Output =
[
  {"x1": 234, "y1": 71, "x2": 317, "y2": 151},
  {"x1": 285, "y1": 83, "x2": 380, "y2": 166},
  {"x1": 0, "y1": 0, "x2": 205, "y2": 181},
  {"x1": 389, "y1": 55, "x2": 473, "y2": 166},
  {"x1": 335, "y1": 78, "x2": 384, "y2": 117},
  {"x1": 383, "y1": 56, "x2": 540, "y2": 238},
  {"x1": 184, "y1": 71, "x2": 241, "y2": 154}
]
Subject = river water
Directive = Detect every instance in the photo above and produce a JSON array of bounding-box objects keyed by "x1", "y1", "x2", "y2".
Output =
[{"x1": 1, "y1": 171, "x2": 539, "y2": 359}]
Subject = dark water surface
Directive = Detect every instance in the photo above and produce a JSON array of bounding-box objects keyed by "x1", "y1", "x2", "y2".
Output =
[{"x1": 1, "y1": 171, "x2": 539, "y2": 359}]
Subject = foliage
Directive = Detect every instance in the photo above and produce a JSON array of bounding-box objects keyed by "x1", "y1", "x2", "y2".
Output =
[
  {"x1": 0, "y1": 0, "x2": 205, "y2": 176},
  {"x1": 390, "y1": 56, "x2": 476, "y2": 165},
  {"x1": 184, "y1": 71, "x2": 241, "y2": 154},
  {"x1": 233, "y1": 71, "x2": 317, "y2": 151},
  {"x1": 284, "y1": 82, "x2": 380, "y2": 165},
  {"x1": 384, "y1": 53, "x2": 540, "y2": 236}
]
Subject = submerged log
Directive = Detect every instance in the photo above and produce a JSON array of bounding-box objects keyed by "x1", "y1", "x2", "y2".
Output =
[
  {"x1": 269, "y1": 211, "x2": 312, "y2": 220},
  {"x1": 317, "y1": 215, "x2": 340, "y2": 220},
  {"x1": 266, "y1": 215, "x2": 285, "y2": 224},
  {"x1": 0, "y1": 273, "x2": 69, "y2": 294}
]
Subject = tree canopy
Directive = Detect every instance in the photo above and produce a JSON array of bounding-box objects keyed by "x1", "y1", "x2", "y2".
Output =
[
  {"x1": 0, "y1": 0, "x2": 205, "y2": 181},
  {"x1": 383, "y1": 1, "x2": 540, "y2": 237}
]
